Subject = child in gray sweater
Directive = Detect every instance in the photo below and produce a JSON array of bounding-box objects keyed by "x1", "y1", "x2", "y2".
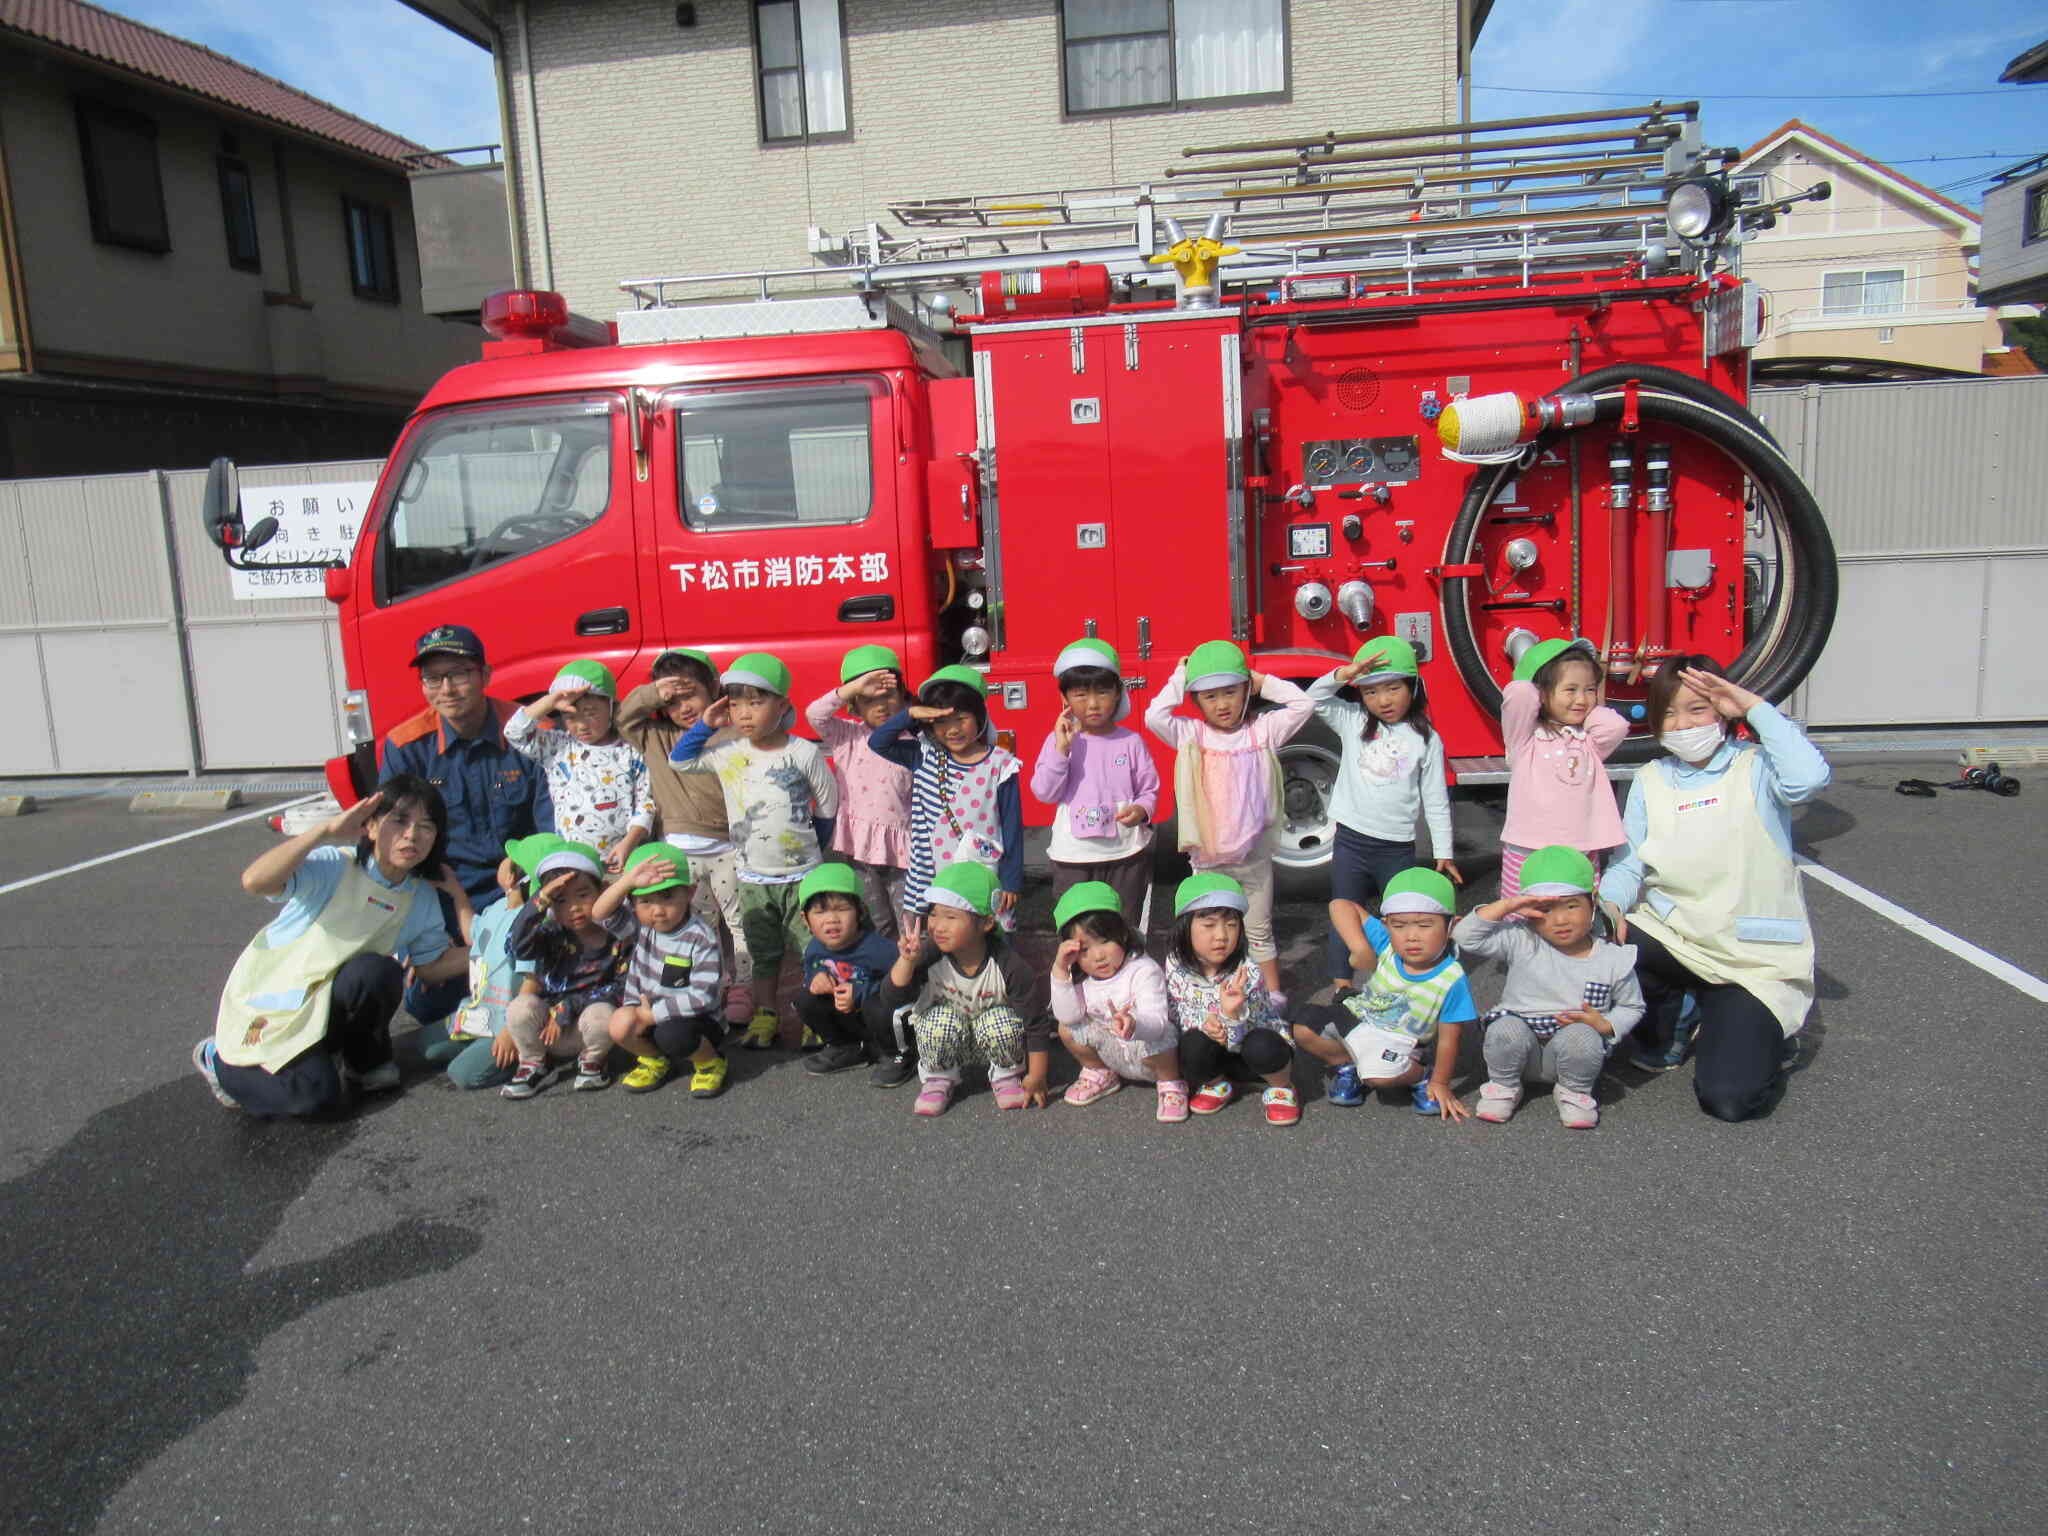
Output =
[{"x1": 1452, "y1": 844, "x2": 1643, "y2": 1129}]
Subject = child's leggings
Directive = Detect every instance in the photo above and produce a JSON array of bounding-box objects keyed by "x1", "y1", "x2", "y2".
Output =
[
  {"x1": 1195, "y1": 854, "x2": 1276, "y2": 962},
  {"x1": 1178, "y1": 1025, "x2": 1293, "y2": 1084},
  {"x1": 1483, "y1": 1017, "x2": 1605, "y2": 1096},
  {"x1": 1326, "y1": 825, "x2": 1417, "y2": 980},
  {"x1": 915, "y1": 1002, "x2": 1025, "y2": 1086},
  {"x1": 854, "y1": 861, "x2": 908, "y2": 938},
  {"x1": 506, "y1": 995, "x2": 614, "y2": 1065}
]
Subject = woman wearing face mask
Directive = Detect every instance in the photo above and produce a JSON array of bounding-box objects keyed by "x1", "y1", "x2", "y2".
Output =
[{"x1": 1597, "y1": 656, "x2": 1830, "y2": 1121}]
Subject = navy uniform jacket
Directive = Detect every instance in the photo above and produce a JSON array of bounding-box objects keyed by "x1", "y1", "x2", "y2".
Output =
[{"x1": 379, "y1": 699, "x2": 554, "y2": 905}]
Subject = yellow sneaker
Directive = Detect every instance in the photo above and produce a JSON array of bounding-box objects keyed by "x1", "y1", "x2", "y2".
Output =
[
  {"x1": 689, "y1": 1053, "x2": 730, "y2": 1098},
  {"x1": 740, "y1": 1009, "x2": 778, "y2": 1050},
  {"x1": 799, "y1": 1025, "x2": 824, "y2": 1051},
  {"x1": 620, "y1": 1055, "x2": 672, "y2": 1093}
]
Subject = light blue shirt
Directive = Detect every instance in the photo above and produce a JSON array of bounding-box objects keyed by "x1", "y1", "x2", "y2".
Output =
[
  {"x1": 1598, "y1": 702, "x2": 1830, "y2": 913},
  {"x1": 262, "y1": 845, "x2": 450, "y2": 966}
]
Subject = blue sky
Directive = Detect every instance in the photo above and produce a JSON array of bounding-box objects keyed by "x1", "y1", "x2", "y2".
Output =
[{"x1": 95, "y1": 0, "x2": 2048, "y2": 208}]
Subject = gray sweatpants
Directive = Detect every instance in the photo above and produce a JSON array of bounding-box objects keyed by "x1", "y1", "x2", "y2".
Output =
[
  {"x1": 1484, "y1": 1018, "x2": 1606, "y2": 1096},
  {"x1": 506, "y1": 995, "x2": 615, "y2": 1066}
]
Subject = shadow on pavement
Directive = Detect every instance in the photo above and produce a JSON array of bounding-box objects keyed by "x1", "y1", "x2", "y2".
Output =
[{"x1": 0, "y1": 1078, "x2": 483, "y2": 1535}]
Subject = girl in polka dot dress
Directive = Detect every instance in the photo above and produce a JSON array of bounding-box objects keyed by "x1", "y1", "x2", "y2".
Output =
[{"x1": 1498, "y1": 638, "x2": 1628, "y2": 899}]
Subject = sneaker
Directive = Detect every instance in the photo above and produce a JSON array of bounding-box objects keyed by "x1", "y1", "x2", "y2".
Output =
[
  {"x1": 621, "y1": 1055, "x2": 673, "y2": 1093},
  {"x1": 870, "y1": 1052, "x2": 916, "y2": 1089},
  {"x1": 1475, "y1": 1082, "x2": 1521, "y2": 1123},
  {"x1": 990, "y1": 1075, "x2": 1030, "y2": 1111},
  {"x1": 799, "y1": 1025, "x2": 824, "y2": 1052},
  {"x1": 573, "y1": 1051, "x2": 611, "y2": 1091},
  {"x1": 1062, "y1": 1066, "x2": 1122, "y2": 1107},
  {"x1": 688, "y1": 1053, "x2": 729, "y2": 1098},
  {"x1": 803, "y1": 1042, "x2": 867, "y2": 1076},
  {"x1": 1326, "y1": 1065, "x2": 1365, "y2": 1107},
  {"x1": 913, "y1": 1078, "x2": 955, "y2": 1117},
  {"x1": 1632, "y1": 999, "x2": 1699, "y2": 1071},
  {"x1": 740, "y1": 1010, "x2": 779, "y2": 1050},
  {"x1": 1410, "y1": 1080, "x2": 1439, "y2": 1115},
  {"x1": 1261, "y1": 1086, "x2": 1301, "y2": 1127},
  {"x1": 357, "y1": 1060, "x2": 401, "y2": 1095},
  {"x1": 1555, "y1": 1087, "x2": 1600, "y2": 1130},
  {"x1": 501, "y1": 1060, "x2": 551, "y2": 1100},
  {"x1": 1155, "y1": 1079, "x2": 1190, "y2": 1124},
  {"x1": 191, "y1": 1038, "x2": 237, "y2": 1109},
  {"x1": 1189, "y1": 1078, "x2": 1236, "y2": 1115}
]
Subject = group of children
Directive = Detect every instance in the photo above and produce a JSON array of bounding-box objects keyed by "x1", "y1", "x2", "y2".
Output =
[{"x1": 204, "y1": 615, "x2": 1812, "y2": 1129}]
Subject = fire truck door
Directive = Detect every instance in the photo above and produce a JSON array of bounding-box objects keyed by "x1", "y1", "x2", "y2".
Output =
[
  {"x1": 650, "y1": 377, "x2": 907, "y2": 690},
  {"x1": 355, "y1": 393, "x2": 645, "y2": 724}
]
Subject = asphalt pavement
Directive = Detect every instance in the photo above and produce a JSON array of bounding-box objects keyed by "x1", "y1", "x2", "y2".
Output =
[{"x1": 1, "y1": 758, "x2": 2042, "y2": 1535}]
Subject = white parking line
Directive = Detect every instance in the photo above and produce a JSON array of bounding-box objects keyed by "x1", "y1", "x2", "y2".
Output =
[
  {"x1": 0, "y1": 795, "x2": 322, "y2": 898},
  {"x1": 1798, "y1": 857, "x2": 2048, "y2": 1005}
]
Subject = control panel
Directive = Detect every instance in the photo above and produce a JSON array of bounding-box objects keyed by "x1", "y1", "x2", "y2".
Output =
[{"x1": 1300, "y1": 435, "x2": 1422, "y2": 487}]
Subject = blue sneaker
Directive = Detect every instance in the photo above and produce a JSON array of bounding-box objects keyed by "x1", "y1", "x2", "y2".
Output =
[
  {"x1": 1411, "y1": 1081, "x2": 1439, "y2": 1115},
  {"x1": 1327, "y1": 1065, "x2": 1365, "y2": 1107},
  {"x1": 1631, "y1": 996, "x2": 1699, "y2": 1072}
]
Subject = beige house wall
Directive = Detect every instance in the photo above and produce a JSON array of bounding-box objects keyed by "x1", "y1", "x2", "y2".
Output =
[
  {"x1": 0, "y1": 47, "x2": 478, "y2": 399},
  {"x1": 501, "y1": 0, "x2": 1463, "y2": 317},
  {"x1": 1738, "y1": 137, "x2": 1998, "y2": 371}
]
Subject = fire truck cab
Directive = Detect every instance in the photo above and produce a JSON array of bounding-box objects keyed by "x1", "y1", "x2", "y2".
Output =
[{"x1": 203, "y1": 102, "x2": 1836, "y2": 870}]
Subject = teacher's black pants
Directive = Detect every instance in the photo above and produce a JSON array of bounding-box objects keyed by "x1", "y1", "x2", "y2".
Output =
[
  {"x1": 1630, "y1": 926, "x2": 1786, "y2": 1122},
  {"x1": 215, "y1": 953, "x2": 405, "y2": 1117}
]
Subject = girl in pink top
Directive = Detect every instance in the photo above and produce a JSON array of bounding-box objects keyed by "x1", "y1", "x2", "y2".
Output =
[
  {"x1": 804, "y1": 645, "x2": 913, "y2": 935},
  {"x1": 1499, "y1": 638, "x2": 1628, "y2": 899}
]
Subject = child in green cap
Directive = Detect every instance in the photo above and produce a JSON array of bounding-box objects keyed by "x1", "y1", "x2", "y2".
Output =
[
  {"x1": 1143, "y1": 640, "x2": 1313, "y2": 1003},
  {"x1": 804, "y1": 645, "x2": 912, "y2": 935},
  {"x1": 1292, "y1": 868, "x2": 1476, "y2": 1121},
  {"x1": 791, "y1": 863, "x2": 904, "y2": 1080},
  {"x1": 591, "y1": 846, "x2": 729, "y2": 1098},
  {"x1": 1454, "y1": 844, "x2": 1643, "y2": 1129},
  {"x1": 506, "y1": 658, "x2": 654, "y2": 874},
  {"x1": 1500, "y1": 637, "x2": 1627, "y2": 900},
  {"x1": 501, "y1": 841, "x2": 634, "y2": 1098},
  {"x1": 415, "y1": 833, "x2": 549, "y2": 1091},
  {"x1": 1307, "y1": 636, "x2": 1460, "y2": 994},
  {"x1": 1031, "y1": 638, "x2": 1161, "y2": 929},
  {"x1": 1163, "y1": 873, "x2": 1300, "y2": 1126},
  {"x1": 1050, "y1": 882, "x2": 1186, "y2": 1122},
  {"x1": 671, "y1": 653, "x2": 841, "y2": 1050}
]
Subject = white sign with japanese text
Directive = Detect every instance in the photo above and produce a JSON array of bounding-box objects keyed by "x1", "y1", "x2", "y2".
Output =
[
  {"x1": 231, "y1": 481, "x2": 376, "y2": 601},
  {"x1": 668, "y1": 551, "x2": 890, "y2": 593}
]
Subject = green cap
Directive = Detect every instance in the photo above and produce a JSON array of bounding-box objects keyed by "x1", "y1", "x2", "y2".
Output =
[
  {"x1": 1053, "y1": 637, "x2": 1121, "y2": 680},
  {"x1": 622, "y1": 843, "x2": 690, "y2": 892},
  {"x1": 840, "y1": 644, "x2": 902, "y2": 684},
  {"x1": 1186, "y1": 640, "x2": 1251, "y2": 690},
  {"x1": 1352, "y1": 636, "x2": 1419, "y2": 683},
  {"x1": 503, "y1": 833, "x2": 563, "y2": 881},
  {"x1": 1518, "y1": 844, "x2": 1598, "y2": 897},
  {"x1": 1513, "y1": 636, "x2": 1598, "y2": 684},
  {"x1": 1173, "y1": 872, "x2": 1248, "y2": 916},
  {"x1": 1053, "y1": 880, "x2": 1122, "y2": 931},
  {"x1": 924, "y1": 860, "x2": 997, "y2": 916},
  {"x1": 534, "y1": 840, "x2": 603, "y2": 884},
  {"x1": 798, "y1": 864, "x2": 865, "y2": 905},
  {"x1": 655, "y1": 645, "x2": 715, "y2": 674},
  {"x1": 1381, "y1": 867, "x2": 1457, "y2": 917},
  {"x1": 722, "y1": 651, "x2": 793, "y2": 698},
  {"x1": 920, "y1": 664, "x2": 988, "y2": 699},
  {"x1": 550, "y1": 658, "x2": 617, "y2": 701}
]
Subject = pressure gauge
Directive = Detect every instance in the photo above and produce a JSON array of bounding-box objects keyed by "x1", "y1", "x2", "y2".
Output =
[
  {"x1": 1306, "y1": 446, "x2": 1339, "y2": 481},
  {"x1": 1343, "y1": 442, "x2": 1374, "y2": 474}
]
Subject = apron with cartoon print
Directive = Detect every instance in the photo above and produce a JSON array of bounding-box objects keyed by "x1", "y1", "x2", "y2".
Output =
[{"x1": 214, "y1": 860, "x2": 412, "y2": 1071}]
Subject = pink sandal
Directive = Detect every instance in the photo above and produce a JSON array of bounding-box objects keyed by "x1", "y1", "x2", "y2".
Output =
[
  {"x1": 912, "y1": 1079, "x2": 954, "y2": 1117},
  {"x1": 1155, "y1": 1079, "x2": 1190, "y2": 1123},
  {"x1": 990, "y1": 1074, "x2": 1031, "y2": 1110},
  {"x1": 1062, "y1": 1067, "x2": 1122, "y2": 1108}
]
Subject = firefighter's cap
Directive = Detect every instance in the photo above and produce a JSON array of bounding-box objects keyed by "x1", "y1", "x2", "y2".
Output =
[
  {"x1": 1174, "y1": 872, "x2": 1248, "y2": 916},
  {"x1": 1186, "y1": 640, "x2": 1250, "y2": 692},
  {"x1": 924, "y1": 860, "x2": 997, "y2": 917},
  {"x1": 1351, "y1": 636, "x2": 1420, "y2": 684},
  {"x1": 919, "y1": 664, "x2": 987, "y2": 699},
  {"x1": 550, "y1": 658, "x2": 616, "y2": 701},
  {"x1": 410, "y1": 623, "x2": 486, "y2": 668},
  {"x1": 798, "y1": 863, "x2": 864, "y2": 907},
  {"x1": 1513, "y1": 636, "x2": 1598, "y2": 685},
  {"x1": 623, "y1": 843, "x2": 691, "y2": 892},
  {"x1": 722, "y1": 651, "x2": 793, "y2": 699},
  {"x1": 1381, "y1": 867, "x2": 1457, "y2": 917},
  {"x1": 840, "y1": 644, "x2": 902, "y2": 684},
  {"x1": 1053, "y1": 880, "x2": 1122, "y2": 933},
  {"x1": 1518, "y1": 844, "x2": 1598, "y2": 898}
]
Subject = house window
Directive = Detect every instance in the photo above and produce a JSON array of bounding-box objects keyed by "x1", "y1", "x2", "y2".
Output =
[
  {"x1": 2026, "y1": 182, "x2": 2048, "y2": 245},
  {"x1": 1062, "y1": 0, "x2": 1287, "y2": 114},
  {"x1": 1821, "y1": 268, "x2": 1905, "y2": 319},
  {"x1": 217, "y1": 158, "x2": 261, "y2": 272},
  {"x1": 755, "y1": 0, "x2": 848, "y2": 142},
  {"x1": 343, "y1": 198, "x2": 399, "y2": 303},
  {"x1": 75, "y1": 100, "x2": 170, "y2": 253}
]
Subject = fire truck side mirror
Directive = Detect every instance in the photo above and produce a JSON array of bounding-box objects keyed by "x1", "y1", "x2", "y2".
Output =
[{"x1": 201, "y1": 456, "x2": 243, "y2": 551}]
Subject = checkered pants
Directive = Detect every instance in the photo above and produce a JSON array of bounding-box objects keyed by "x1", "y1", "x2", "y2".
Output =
[{"x1": 914, "y1": 1001, "x2": 1026, "y2": 1084}]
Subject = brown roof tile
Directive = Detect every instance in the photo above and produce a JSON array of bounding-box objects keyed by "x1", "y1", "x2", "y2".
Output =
[{"x1": 0, "y1": 0, "x2": 432, "y2": 166}]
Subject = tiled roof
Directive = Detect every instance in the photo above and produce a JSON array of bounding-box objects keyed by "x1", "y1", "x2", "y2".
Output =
[
  {"x1": 0, "y1": 0, "x2": 432, "y2": 166},
  {"x1": 1739, "y1": 118, "x2": 1979, "y2": 226}
]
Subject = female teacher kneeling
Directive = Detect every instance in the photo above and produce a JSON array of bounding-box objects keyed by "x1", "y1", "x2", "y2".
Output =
[{"x1": 1599, "y1": 657, "x2": 1831, "y2": 1122}]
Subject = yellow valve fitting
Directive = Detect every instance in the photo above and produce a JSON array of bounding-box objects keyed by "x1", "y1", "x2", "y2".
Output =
[{"x1": 1148, "y1": 233, "x2": 1238, "y2": 294}]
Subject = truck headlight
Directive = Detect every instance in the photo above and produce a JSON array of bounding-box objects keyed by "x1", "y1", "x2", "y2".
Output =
[{"x1": 1666, "y1": 179, "x2": 1730, "y2": 245}]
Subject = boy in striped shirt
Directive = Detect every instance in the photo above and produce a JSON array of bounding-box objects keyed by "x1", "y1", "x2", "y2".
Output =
[{"x1": 591, "y1": 845, "x2": 728, "y2": 1098}]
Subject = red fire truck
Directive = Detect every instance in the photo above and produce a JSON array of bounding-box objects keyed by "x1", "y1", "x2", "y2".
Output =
[{"x1": 203, "y1": 103, "x2": 1835, "y2": 869}]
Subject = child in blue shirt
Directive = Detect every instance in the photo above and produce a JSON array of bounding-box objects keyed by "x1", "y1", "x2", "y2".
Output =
[
  {"x1": 416, "y1": 834, "x2": 554, "y2": 1089},
  {"x1": 791, "y1": 864, "x2": 903, "y2": 1079}
]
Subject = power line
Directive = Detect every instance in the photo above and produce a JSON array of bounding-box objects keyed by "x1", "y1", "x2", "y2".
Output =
[{"x1": 1475, "y1": 83, "x2": 2048, "y2": 101}]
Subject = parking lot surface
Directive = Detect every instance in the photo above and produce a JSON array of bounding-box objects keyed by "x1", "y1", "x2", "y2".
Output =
[{"x1": 1, "y1": 756, "x2": 2041, "y2": 1535}]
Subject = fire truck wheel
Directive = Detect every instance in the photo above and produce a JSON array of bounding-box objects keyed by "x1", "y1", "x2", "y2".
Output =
[{"x1": 1273, "y1": 717, "x2": 1344, "y2": 874}]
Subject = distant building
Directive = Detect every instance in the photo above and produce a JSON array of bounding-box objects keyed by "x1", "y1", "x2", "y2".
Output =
[
  {"x1": 0, "y1": 0, "x2": 483, "y2": 477},
  {"x1": 399, "y1": 0, "x2": 1495, "y2": 320},
  {"x1": 1734, "y1": 120, "x2": 2005, "y2": 379},
  {"x1": 1979, "y1": 42, "x2": 2048, "y2": 310}
]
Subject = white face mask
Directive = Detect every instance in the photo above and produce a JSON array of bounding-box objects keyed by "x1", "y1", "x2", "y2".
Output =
[{"x1": 1659, "y1": 722, "x2": 1725, "y2": 763}]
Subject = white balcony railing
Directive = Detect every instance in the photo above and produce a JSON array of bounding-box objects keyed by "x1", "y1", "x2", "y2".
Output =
[{"x1": 1774, "y1": 299, "x2": 1988, "y2": 332}]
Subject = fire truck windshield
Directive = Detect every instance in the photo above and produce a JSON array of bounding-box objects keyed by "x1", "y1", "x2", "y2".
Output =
[{"x1": 378, "y1": 396, "x2": 615, "y2": 604}]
